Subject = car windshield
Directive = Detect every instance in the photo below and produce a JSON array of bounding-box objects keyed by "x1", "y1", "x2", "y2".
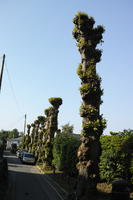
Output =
[{"x1": 24, "y1": 154, "x2": 34, "y2": 158}]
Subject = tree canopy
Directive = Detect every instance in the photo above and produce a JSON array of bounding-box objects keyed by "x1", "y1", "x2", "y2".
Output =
[
  {"x1": 61, "y1": 123, "x2": 74, "y2": 135},
  {"x1": 110, "y1": 129, "x2": 133, "y2": 136},
  {"x1": 0, "y1": 128, "x2": 20, "y2": 139}
]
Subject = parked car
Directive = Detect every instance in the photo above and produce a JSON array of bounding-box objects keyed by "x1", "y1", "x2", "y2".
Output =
[
  {"x1": 19, "y1": 150, "x2": 28, "y2": 159},
  {"x1": 21, "y1": 152, "x2": 36, "y2": 165}
]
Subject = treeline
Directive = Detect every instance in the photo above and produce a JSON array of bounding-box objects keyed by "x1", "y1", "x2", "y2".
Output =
[{"x1": 0, "y1": 128, "x2": 21, "y2": 140}]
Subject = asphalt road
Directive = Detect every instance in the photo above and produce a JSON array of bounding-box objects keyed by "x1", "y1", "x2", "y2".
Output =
[{"x1": 4, "y1": 151, "x2": 65, "y2": 200}]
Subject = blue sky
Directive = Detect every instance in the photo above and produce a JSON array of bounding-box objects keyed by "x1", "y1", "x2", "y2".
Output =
[{"x1": 0, "y1": 0, "x2": 133, "y2": 135}]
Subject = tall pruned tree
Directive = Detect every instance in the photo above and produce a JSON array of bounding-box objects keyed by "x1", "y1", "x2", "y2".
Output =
[
  {"x1": 37, "y1": 116, "x2": 46, "y2": 162},
  {"x1": 43, "y1": 97, "x2": 62, "y2": 168},
  {"x1": 25, "y1": 124, "x2": 31, "y2": 151},
  {"x1": 72, "y1": 12, "x2": 106, "y2": 199}
]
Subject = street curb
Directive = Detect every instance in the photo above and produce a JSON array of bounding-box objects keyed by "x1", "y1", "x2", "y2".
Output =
[{"x1": 36, "y1": 165, "x2": 68, "y2": 198}]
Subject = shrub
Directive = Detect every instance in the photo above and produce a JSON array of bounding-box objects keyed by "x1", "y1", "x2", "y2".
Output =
[
  {"x1": 53, "y1": 133, "x2": 80, "y2": 176},
  {"x1": 99, "y1": 135, "x2": 133, "y2": 183}
]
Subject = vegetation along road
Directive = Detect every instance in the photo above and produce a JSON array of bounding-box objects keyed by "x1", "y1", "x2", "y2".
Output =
[{"x1": 4, "y1": 151, "x2": 65, "y2": 200}]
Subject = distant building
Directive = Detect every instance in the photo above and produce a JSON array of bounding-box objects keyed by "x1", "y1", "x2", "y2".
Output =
[{"x1": 6, "y1": 137, "x2": 22, "y2": 149}]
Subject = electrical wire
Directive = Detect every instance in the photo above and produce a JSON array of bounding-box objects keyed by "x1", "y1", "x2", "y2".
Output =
[
  {"x1": 5, "y1": 61, "x2": 23, "y2": 115},
  {"x1": 0, "y1": 55, "x2": 26, "y2": 132},
  {"x1": 8, "y1": 114, "x2": 25, "y2": 130}
]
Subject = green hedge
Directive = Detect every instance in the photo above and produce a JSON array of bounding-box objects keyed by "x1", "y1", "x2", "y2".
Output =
[
  {"x1": 52, "y1": 133, "x2": 80, "y2": 176},
  {"x1": 53, "y1": 133, "x2": 133, "y2": 183},
  {"x1": 99, "y1": 135, "x2": 133, "y2": 183}
]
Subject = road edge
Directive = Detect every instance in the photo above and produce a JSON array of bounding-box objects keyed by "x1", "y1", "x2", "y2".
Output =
[{"x1": 36, "y1": 165, "x2": 68, "y2": 199}]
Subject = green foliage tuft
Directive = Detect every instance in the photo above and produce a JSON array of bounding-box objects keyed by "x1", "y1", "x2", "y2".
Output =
[
  {"x1": 80, "y1": 104, "x2": 98, "y2": 118},
  {"x1": 44, "y1": 107, "x2": 54, "y2": 117},
  {"x1": 77, "y1": 61, "x2": 101, "y2": 82},
  {"x1": 37, "y1": 116, "x2": 45, "y2": 123},
  {"x1": 79, "y1": 82, "x2": 103, "y2": 97},
  {"x1": 73, "y1": 12, "x2": 95, "y2": 27},
  {"x1": 77, "y1": 38, "x2": 88, "y2": 49},
  {"x1": 80, "y1": 83, "x2": 90, "y2": 95},
  {"x1": 48, "y1": 97, "x2": 62, "y2": 108},
  {"x1": 82, "y1": 118, "x2": 106, "y2": 136}
]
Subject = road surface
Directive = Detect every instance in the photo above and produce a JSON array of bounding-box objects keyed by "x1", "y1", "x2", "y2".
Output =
[{"x1": 4, "y1": 151, "x2": 65, "y2": 200}]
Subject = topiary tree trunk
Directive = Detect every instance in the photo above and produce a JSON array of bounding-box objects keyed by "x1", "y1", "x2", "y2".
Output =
[
  {"x1": 30, "y1": 123, "x2": 36, "y2": 153},
  {"x1": 72, "y1": 12, "x2": 106, "y2": 199},
  {"x1": 25, "y1": 124, "x2": 31, "y2": 151},
  {"x1": 37, "y1": 116, "x2": 46, "y2": 162},
  {"x1": 37, "y1": 116, "x2": 46, "y2": 140},
  {"x1": 43, "y1": 97, "x2": 62, "y2": 168},
  {"x1": 33, "y1": 119, "x2": 40, "y2": 157}
]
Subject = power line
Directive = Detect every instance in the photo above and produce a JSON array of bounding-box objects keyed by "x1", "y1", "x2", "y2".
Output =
[
  {"x1": 0, "y1": 55, "x2": 27, "y2": 132},
  {"x1": 8, "y1": 114, "x2": 26, "y2": 130},
  {"x1": 5, "y1": 61, "x2": 23, "y2": 115},
  {"x1": 0, "y1": 54, "x2": 5, "y2": 92}
]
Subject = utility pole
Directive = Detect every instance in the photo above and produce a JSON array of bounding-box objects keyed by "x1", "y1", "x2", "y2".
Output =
[
  {"x1": 0, "y1": 54, "x2": 5, "y2": 92},
  {"x1": 24, "y1": 114, "x2": 27, "y2": 135}
]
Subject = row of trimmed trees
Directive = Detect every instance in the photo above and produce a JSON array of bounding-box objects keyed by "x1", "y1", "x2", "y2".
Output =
[
  {"x1": 21, "y1": 97, "x2": 62, "y2": 168},
  {"x1": 21, "y1": 12, "x2": 107, "y2": 200}
]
